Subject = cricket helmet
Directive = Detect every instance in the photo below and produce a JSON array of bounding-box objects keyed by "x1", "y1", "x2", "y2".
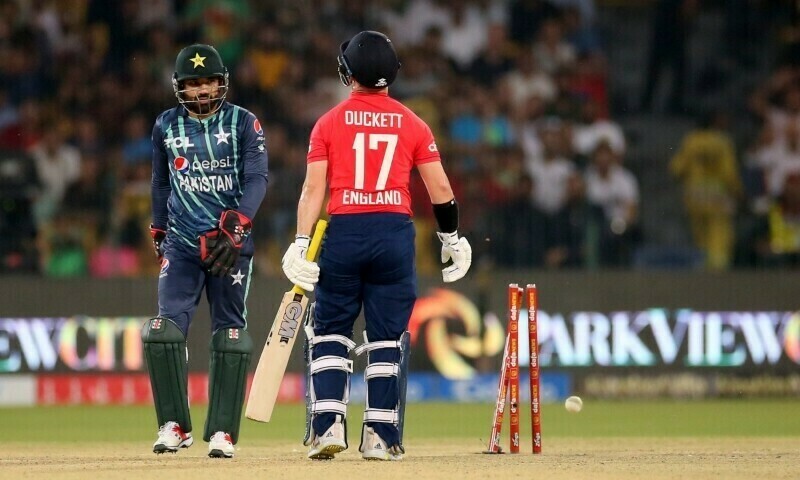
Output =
[
  {"x1": 338, "y1": 31, "x2": 400, "y2": 88},
  {"x1": 172, "y1": 44, "x2": 229, "y2": 115}
]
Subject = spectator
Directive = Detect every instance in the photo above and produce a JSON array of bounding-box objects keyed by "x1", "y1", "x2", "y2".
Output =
[
  {"x1": 0, "y1": 149, "x2": 40, "y2": 273},
  {"x1": 639, "y1": 0, "x2": 698, "y2": 113},
  {"x1": 585, "y1": 141, "x2": 640, "y2": 266},
  {"x1": 532, "y1": 18, "x2": 576, "y2": 75},
  {"x1": 181, "y1": 0, "x2": 251, "y2": 67},
  {"x1": 572, "y1": 99, "x2": 626, "y2": 158},
  {"x1": 467, "y1": 23, "x2": 517, "y2": 88},
  {"x1": 670, "y1": 111, "x2": 742, "y2": 269},
  {"x1": 502, "y1": 50, "x2": 557, "y2": 107},
  {"x1": 561, "y1": 5, "x2": 602, "y2": 57},
  {"x1": 29, "y1": 117, "x2": 81, "y2": 227},
  {"x1": 121, "y1": 113, "x2": 152, "y2": 168},
  {"x1": 439, "y1": 0, "x2": 489, "y2": 72},
  {"x1": 485, "y1": 173, "x2": 551, "y2": 267},
  {"x1": 763, "y1": 169, "x2": 800, "y2": 266},
  {"x1": 508, "y1": 0, "x2": 561, "y2": 46},
  {"x1": 526, "y1": 118, "x2": 578, "y2": 215}
]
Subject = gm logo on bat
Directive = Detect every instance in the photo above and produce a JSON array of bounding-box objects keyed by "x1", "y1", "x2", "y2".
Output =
[{"x1": 278, "y1": 301, "x2": 303, "y2": 344}]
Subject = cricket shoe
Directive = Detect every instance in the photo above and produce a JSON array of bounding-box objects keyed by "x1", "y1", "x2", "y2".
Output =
[
  {"x1": 208, "y1": 432, "x2": 235, "y2": 458},
  {"x1": 359, "y1": 427, "x2": 403, "y2": 461},
  {"x1": 153, "y1": 421, "x2": 193, "y2": 454},
  {"x1": 307, "y1": 415, "x2": 347, "y2": 460}
]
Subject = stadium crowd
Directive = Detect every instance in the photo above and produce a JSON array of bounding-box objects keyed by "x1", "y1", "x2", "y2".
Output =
[{"x1": 0, "y1": 0, "x2": 795, "y2": 277}]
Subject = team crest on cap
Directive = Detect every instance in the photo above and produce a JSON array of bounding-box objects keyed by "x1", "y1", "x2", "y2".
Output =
[
  {"x1": 253, "y1": 118, "x2": 263, "y2": 135},
  {"x1": 190, "y1": 52, "x2": 206, "y2": 68},
  {"x1": 173, "y1": 156, "x2": 189, "y2": 174}
]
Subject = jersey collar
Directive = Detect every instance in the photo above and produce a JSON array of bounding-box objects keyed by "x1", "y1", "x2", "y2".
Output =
[{"x1": 351, "y1": 90, "x2": 388, "y2": 97}]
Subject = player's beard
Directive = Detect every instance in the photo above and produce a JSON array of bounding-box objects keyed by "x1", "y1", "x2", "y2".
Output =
[
  {"x1": 193, "y1": 94, "x2": 213, "y2": 115},
  {"x1": 185, "y1": 91, "x2": 220, "y2": 116}
]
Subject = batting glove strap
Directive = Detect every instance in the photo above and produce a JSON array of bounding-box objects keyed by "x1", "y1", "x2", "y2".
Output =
[
  {"x1": 436, "y1": 230, "x2": 459, "y2": 247},
  {"x1": 218, "y1": 210, "x2": 252, "y2": 248},
  {"x1": 295, "y1": 235, "x2": 310, "y2": 258}
]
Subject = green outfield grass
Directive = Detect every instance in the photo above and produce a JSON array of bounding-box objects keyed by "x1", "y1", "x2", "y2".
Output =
[{"x1": 2, "y1": 400, "x2": 799, "y2": 444}]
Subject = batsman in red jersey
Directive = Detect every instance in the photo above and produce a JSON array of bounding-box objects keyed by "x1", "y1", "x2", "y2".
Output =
[{"x1": 281, "y1": 31, "x2": 472, "y2": 461}]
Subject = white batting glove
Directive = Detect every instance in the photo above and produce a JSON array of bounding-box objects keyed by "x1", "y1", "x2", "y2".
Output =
[
  {"x1": 437, "y1": 231, "x2": 472, "y2": 283},
  {"x1": 281, "y1": 236, "x2": 320, "y2": 291}
]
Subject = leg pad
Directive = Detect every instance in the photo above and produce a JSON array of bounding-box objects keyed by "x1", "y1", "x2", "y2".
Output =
[
  {"x1": 203, "y1": 328, "x2": 252, "y2": 444},
  {"x1": 142, "y1": 317, "x2": 192, "y2": 432}
]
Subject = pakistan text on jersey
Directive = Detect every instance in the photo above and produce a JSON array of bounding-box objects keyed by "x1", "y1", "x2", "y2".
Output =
[
  {"x1": 344, "y1": 111, "x2": 403, "y2": 128},
  {"x1": 179, "y1": 174, "x2": 234, "y2": 192},
  {"x1": 342, "y1": 189, "x2": 402, "y2": 206}
]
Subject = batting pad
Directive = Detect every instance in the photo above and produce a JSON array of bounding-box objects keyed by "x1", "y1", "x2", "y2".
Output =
[
  {"x1": 142, "y1": 317, "x2": 192, "y2": 432},
  {"x1": 204, "y1": 327, "x2": 253, "y2": 444}
]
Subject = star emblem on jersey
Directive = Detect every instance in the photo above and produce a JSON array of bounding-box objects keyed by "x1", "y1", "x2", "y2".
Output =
[
  {"x1": 231, "y1": 269, "x2": 244, "y2": 286},
  {"x1": 190, "y1": 52, "x2": 206, "y2": 69},
  {"x1": 214, "y1": 124, "x2": 231, "y2": 145}
]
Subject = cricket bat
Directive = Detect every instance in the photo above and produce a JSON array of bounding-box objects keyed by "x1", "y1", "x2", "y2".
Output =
[{"x1": 246, "y1": 219, "x2": 327, "y2": 422}]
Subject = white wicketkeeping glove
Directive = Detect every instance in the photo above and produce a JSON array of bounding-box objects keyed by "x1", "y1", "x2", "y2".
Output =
[
  {"x1": 437, "y1": 231, "x2": 472, "y2": 283},
  {"x1": 281, "y1": 236, "x2": 320, "y2": 291}
]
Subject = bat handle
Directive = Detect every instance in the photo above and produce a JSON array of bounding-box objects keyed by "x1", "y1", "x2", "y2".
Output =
[
  {"x1": 306, "y1": 219, "x2": 327, "y2": 261},
  {"x1": 292, "y1": 219, "x2": 328, "y2": 295}
]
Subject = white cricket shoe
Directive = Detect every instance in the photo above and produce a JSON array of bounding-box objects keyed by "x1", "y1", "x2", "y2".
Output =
[
  {"x1": 153, "y1": 421, "x2": 193, "y2": 454},
  {"x1": 360, "y1": 426, "x2": 403, "y2": 461},
  {"x1": 307, "y1": 415, "x2": 347, "y2": 460},
  {"x1": 208, "y1": 431, "x2": 235, "y2": 458}
]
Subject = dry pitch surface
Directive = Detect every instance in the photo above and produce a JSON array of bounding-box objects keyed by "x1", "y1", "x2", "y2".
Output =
[{"x1": 4, "y1": 437, "x2": 797, "y2": 480}]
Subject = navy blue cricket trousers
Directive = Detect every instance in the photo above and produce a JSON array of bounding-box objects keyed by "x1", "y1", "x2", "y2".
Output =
[
  {"x1": 158, "y1": 236, "x2": 254, "y2": 337},
  {"x1": 312, "y1": 213, "x2": 417, "y2": 446}
]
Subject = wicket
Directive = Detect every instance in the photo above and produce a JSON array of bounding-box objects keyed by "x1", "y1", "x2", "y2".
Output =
[{"x1": 486, "y1": 284, "x2": 542, "y2": 454}]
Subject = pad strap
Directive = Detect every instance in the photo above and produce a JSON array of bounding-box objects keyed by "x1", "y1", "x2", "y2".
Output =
[
  {"x1": 311, "y1": 334, "x2": 357, "y2": 351},
  {"x1": 310, "y1": 356, "x2": 353, "y2": 375},
  {"x1": 354, "y1": 340, "x2": 401, "y2": 356},
  {"x1": 365, "y1": 362, "x2": 399, "y2": 380},
  {"x1": 312, "y1": 400, "x2": 348, "y2": 415},
  {"x1": 364, "y1": 408, "x2": 399, "y2": 424}
]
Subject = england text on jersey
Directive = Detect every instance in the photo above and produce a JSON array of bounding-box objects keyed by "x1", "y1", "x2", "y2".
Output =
[
  {"x1": 178, "y1": 174, "x2": 234, "y2": 192},
  {"x1": 342, "y1": 189, "x2": 402, "y2": 206},
  {"x1": 344, "y1": 111, "x2": 403, "y2": 128}
]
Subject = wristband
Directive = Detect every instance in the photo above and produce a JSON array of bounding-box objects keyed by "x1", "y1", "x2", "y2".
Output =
[{"x1": 433, "y1": 199, "x2": 458, "y2": 234}]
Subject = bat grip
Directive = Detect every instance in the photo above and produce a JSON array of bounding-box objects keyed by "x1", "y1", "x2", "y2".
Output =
[{"x1": 305, "y1": 219, "x2": 327, "y2": 261}]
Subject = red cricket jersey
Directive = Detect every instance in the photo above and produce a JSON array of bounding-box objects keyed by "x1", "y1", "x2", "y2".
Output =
[{"x1": 307, "y1": 91, "x2": 441, "y2": 215}]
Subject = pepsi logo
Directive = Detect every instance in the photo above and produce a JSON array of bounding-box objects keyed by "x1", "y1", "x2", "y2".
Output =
[
  {"x1": 173, "y1": 156, "x2": 189, "y2": 174},
  {"x1": 160, "y1": 258, "x2": 169, "y2": 272},
  {"x1": 253, "y1": 118, "x2": 263, "y2": 135}
]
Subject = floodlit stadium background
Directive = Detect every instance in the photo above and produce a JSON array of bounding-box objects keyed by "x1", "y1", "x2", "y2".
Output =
[{"x1": 1, "y1": 2, "x2": 800, "y2": 478}]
